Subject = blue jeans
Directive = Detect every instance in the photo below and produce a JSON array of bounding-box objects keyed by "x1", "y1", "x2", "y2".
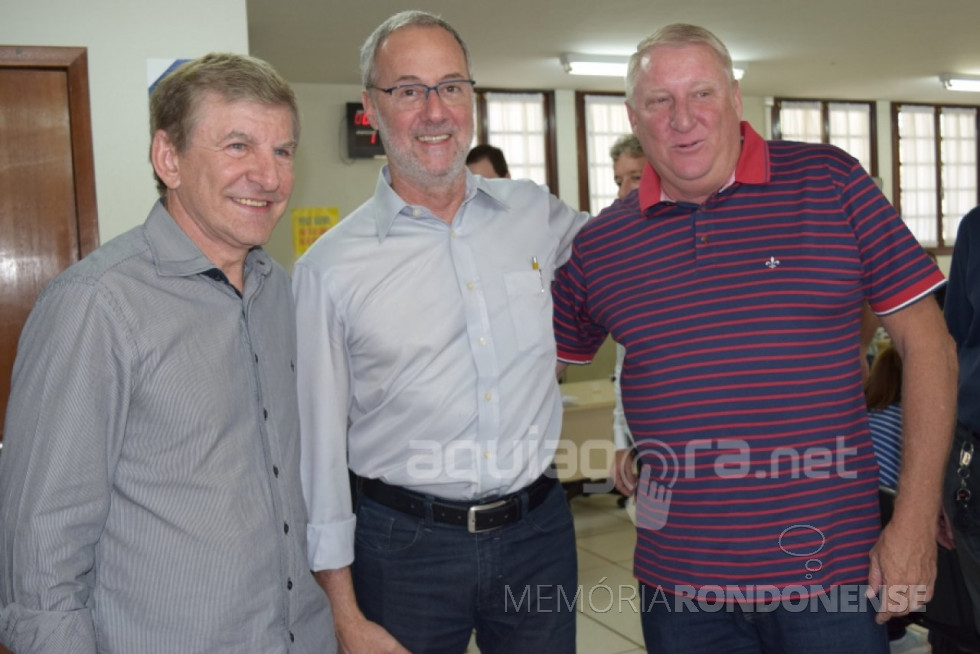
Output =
[
  {"x1": 352, "y1": 480, "x2": 577, "y2": 654},
  {"x1": 639, "y1": 583, "x2": 888, "y2": 653}
]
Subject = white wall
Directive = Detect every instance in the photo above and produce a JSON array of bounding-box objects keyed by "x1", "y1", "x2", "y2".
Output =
[
  {"x1": 265, "y1": 82, "x2": 386, "y2": 267},
  {"x1": 553, "y1": 89, "x2": 580, "y2": 207},
  {"x1": 1, "y1": 0, "x2": 249, "y2": 243},
  {"x1": 740, "y1": 96, "x2": 768, "y2": 138}
]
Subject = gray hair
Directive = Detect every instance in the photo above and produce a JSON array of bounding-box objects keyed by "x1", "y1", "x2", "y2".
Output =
[
  {"x1": 626, "y1": 24, "x2": 734, "y2": 103},
  {"x1": 609, "y1": 134, "x2": 643, "y2": 162},
  {"x1": 360, "y1": 10, "x2": 472, "y2": 88}
]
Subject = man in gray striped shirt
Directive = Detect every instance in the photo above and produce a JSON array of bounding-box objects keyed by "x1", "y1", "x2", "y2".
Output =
[{"x1": 0, "y1": 53, "x2": 334, "y2": 653}]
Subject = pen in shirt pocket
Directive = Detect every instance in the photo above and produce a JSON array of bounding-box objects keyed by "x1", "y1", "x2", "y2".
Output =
[{"x1": 531, "y1": 256, "x2": 544, "y2": 292}]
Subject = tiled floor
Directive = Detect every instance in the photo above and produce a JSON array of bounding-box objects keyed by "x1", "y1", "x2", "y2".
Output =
[{"x1": 569, "y1": 492, "x2": 645, "y2": 653}]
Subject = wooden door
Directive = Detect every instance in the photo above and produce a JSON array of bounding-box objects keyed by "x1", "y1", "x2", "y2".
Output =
[{"x1": 0, "y1": 46, "x2": 99, "y2": 443}]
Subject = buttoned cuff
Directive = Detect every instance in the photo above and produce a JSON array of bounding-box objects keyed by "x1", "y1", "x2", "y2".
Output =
[
  {"x1": 1, "y1": 602, "x2": 96, "y2": 654},
  {"x1": 307, "y1": 515, "x2": 356, "y2": 572}
]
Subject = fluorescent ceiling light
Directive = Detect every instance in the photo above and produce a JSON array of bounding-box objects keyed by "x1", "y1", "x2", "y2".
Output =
[
  {"x1": 560, "y1": 53, "x2": 628, "y2": 77},
  {"x1": 941, "y1": 74, "x2": 980, "y2": 92},
  {"x1": 560, "y1": 53, "x2": 746, "y2": 80}
]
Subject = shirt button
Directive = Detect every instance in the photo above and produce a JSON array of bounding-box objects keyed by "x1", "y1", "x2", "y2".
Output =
[
  {"x1": 700, "y1": 235, "x2": 709, "y2": 244},
  {"x1": 287, "y1": 578, "x2": 293, "y2": 590},
  {"x1": 412, "y1": 208, "x2": 422, "y2": 218},
  {"x1": 254, "y1": 353, "x2": 258, "y2": 363},
  {"x1": 263, "y1": 408, "x2": 268, "y2": 420},
  {"x1": 483, "y1": 451, "x2": 490, "y2": 459},
  {"x1": 283, "y1": 522, "x2": 289, "y2": 534},
  {"x1": 484, "y1": 392, "x2": 492, "y2": 402},
  {"x1": 478, "y1": 337, "x2": 487, "y2": 346},
  {"x1": 450, "y1": 230, "x2": 458, "y2": 239},
  {"x1": 273, "y1": 465, "x2": 280, "y2": 477},
  {"x1": 466, "y1": 282, "x2": 475, "y2": 291},
  {"x1": 289, "y1": 632, "x2": 295, "y2": 643}
]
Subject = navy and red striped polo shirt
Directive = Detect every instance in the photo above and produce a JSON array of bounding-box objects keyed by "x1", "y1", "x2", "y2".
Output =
[{"x1": 553, "y1": 122, "x2": 944, "y2": 596}]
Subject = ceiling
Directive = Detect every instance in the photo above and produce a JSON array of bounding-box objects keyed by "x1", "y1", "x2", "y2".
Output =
[{"x1": 246, "y1": 0, "x2": 980, "y2": 105}]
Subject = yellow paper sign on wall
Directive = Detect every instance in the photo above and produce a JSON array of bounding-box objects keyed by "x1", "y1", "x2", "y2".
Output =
[{"x1": 291, "y1": 206, "x2": 339, "y2": 258}]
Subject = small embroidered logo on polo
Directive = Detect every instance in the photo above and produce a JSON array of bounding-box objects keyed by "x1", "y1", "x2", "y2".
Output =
[{"x1": 765, "y1": 256, "x2": 780, "y2": 269}]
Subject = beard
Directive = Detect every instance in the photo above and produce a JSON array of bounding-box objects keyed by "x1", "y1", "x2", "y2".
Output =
[{"x1": 374, "y1": 110, "x2": 472, "y2": 193}]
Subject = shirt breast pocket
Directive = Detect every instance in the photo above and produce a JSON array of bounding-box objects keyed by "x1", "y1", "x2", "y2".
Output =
[{"x1": 504, "y1": 270, "x2": 551, "y2": 352}]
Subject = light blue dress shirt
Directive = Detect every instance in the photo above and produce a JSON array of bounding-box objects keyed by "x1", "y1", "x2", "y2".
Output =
[{"x1": 293, "y1": 168, "x2": 589, "y2": 571}]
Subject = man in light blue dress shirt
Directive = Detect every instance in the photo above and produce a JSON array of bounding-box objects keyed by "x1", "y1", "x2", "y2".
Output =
[
  {"x1": 293, "y1": 10, "x2": 589, "y2": 654},
  {"x1": 0, "y1": 53, "x2": 334, "y2": 653}
]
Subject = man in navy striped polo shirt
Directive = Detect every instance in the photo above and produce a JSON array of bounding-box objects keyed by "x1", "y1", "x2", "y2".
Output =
[{"x1": 553, "y1": 23, "x2": 957, "y2": 653}]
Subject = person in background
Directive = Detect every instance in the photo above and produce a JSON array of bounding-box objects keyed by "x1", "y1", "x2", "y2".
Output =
[
  {"x1": 865, "y1": 344, "x2": 903, "y2": 491},
  {"x1": 942, "y1": 205, "x2": 980, "y2": 638},
  {"x1": 609, "y1": 133, "x2": 645, "y2": 199},
  {"x1": 293, "y1": 10, "x2": 588, "y2": 654},
  {"x1": 608, "y1": 134, "x2": 645, "y2": 500},
  {"x1": 552, "y1": 22, "x2": 956, "y2": 653},
  {"x1": 861, "y1": 302, "x2": 883, "y2": 382},
  {"x1": 466, "y1": 143, "x2": 511, "y2": 178},
  {"x1": 0, "y1": 53, "x2": 334, "y2": 653}
]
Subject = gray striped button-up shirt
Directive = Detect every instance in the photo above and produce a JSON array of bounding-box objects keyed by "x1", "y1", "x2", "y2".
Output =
[{"x1": 0, "y1": 202, "x2": 334, "y2": 653}]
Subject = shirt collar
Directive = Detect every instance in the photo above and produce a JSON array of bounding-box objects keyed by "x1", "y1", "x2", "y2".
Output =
[
  {"x1": 637, "y1": 121, "x2": 770, "y2": 211},
  {"x1": 145, "y1": 199, "x2": 271, "y2": 280},
  {"x1": 371, "y1": 165, "x2": 508, "y2": 241}
]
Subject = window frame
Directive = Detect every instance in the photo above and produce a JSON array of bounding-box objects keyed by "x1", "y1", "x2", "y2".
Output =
[
  {"x1": 771, "y1": 97, "x2": 879, "y2": 177},
  {"x1": 574, "y1": 90, "x2": 630, "y2": 213},
  {"x1": 890, "y1": 101, "x2": 980, "y2": 252},
  {"x1": 474, "y1": 87, "x2": 558, "y2": 193}
]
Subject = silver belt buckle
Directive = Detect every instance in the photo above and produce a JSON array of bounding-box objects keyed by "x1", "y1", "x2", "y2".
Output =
[{"x1": 467, "y1": 499, "x2": 509, "y2": 533}]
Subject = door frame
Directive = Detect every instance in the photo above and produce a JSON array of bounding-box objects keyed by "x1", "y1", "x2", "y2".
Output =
[
  {"x1": 0, "y1": 45, "x2": 99, "y2": 256},
  {"x1": 0, "y1": 46, "x2": 99, "y2": 447}
]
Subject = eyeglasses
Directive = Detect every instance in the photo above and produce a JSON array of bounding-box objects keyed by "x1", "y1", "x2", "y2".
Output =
[{"x1": 369, "y1": 79, "x2": 476, "y2": 108}]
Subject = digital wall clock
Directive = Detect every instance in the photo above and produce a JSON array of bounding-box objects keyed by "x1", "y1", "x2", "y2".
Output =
[{"x1": 346, "y1": 102, "x2": 385, "y2": 158}]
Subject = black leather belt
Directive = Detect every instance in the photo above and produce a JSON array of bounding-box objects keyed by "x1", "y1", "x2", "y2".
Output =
[{"x1": 359, "y1": 473, "x2": 556, "y2": 533}]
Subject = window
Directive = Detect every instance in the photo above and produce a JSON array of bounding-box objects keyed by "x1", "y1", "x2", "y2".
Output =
[
  {"x1": 772, "y1": 99, "x2": 877, "y2": 177},
  {"x1": 475, "y1": 89, "x2": 557, "y2": 191},
  {"x1": 892, "y1": 103, "x2": 979, "y2": 249},
  {"x1": 575, "y1": 92, "x2": 632, "y2": 214}
]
